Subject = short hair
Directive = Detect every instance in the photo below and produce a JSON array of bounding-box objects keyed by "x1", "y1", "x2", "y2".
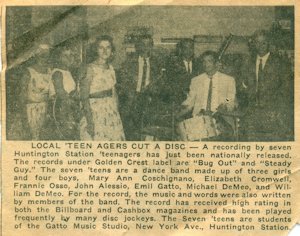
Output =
[
  {"x1": 56, "y1": 42, "x2": 73, "y2": 56},
  {"x1": 29, "y1": 43, "x2": 51, "y2": 66},
  {"x1": 94, "y1": 35, "x2": 116, "y2": 53},
  {"x1": 50, "y1": 41, "x2": 74, "y2": 67},
  {"x1": 138, "y1": 34, "x2": 153, "y2": 41},
  {"x1": 136, "y1": 34, "x2": 154, "y2": 46},
  {"x1": 178, "y1": 38, "x2": 194, "y2": 48},
  {"x1": 34, "y1": 43, "x2": 51, "y2": 58},
  {"x1": 252, "y1": 29, "x2": 271, "y2": 42},
  {"x1": 202, "y1": 50, "x2": 218, "y2": 63},
  {"x1": 176, "y1": 38, "x2": 194, "y2": 54}
]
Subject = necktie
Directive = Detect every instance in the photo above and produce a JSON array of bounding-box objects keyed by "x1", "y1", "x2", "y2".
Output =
[
  {"x1": 141, "y1": 58, "x2": 147, "y2": 92},
  {"x1": 206, "y1": 75, "x2": 213, "y2": 112},
  {"x1": 187, "y1": 61, "x2": 191, "y2": 74},
  {"x1": 257, "y1": 58, "x2": 263, "y2": 105}
]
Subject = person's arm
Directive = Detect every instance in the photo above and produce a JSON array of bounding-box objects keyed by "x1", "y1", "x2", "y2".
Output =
[
  {"x1": 275, "y1": 58, "x2": 293, "y2": 137},
  {"x1": 176, "y1": 78, "x2": 196, "y2": 119},
  {"x1": 111, "y1": 68, "x2": 119, "y2": 107},
  {"x1": 176, "y1": 105, "x2": 193, "y2": 120},
  {"x1": 227, "y1": 77, "x2": 237, "y2": 111},
  {"x1": 238, "y1": 56, "x2": 252, "y2": 102},
  {"x1": 164, "y1": 58, "x2": 176, "y2": 101},
  {"x1": 80, "y1": 68, "x2": 94, "y2": 137},
  {"x1": 19, "y1": 68, "x2": 31, "y2": 130},
  {"x1": 217, "y1": 77, "x2": 237, "y2": 113},
  {"x1": 278, "y1": 58, "x2": 293, "y2": 105},
  {"x1": 51, "y1": 71, "x2": 68, "y2": 100},
  {"x1": 118, "y1": 61, "x2": 132, "y2": 96},
  {"x1": 20, "y1": 68, "x2": 30, "y2": 105}
]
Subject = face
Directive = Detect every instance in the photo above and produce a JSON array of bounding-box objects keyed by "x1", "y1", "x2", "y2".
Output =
[
  {"x1": 181, "y1": 41, "x2": 194, "y2": 60},
  {"x1": 203, "y1": 55, "x2": 217, "y2": 74},
  {"x1": 61, "y1": 49, "x2": 74, "y2": 68},
  {"x1": 137, "y1": 38, "x2": 153, "y2": 57},
  {"x1": 254, "y1": 35, "x2": 269, "y2": 57},
  {"x1": 36, "y1": 44, "x2": 50, "y2": 65},
  {"x1": 38, "y1": 51, "x2": 50, "y2": 65},
  {"x1": 97, "y1": 40, "x2": 112, "y2": 61}
]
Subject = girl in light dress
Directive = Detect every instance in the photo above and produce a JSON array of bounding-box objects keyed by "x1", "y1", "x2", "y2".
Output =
[
  {"x1": 20, "y1": 43, "x2": 79, "y2": 140},
  {"x1": 20, "y1": 44, "x2": 52, "y2": 140},
  {"x1": 80, "y1": 36, "x2": 125, "y2": 141}
]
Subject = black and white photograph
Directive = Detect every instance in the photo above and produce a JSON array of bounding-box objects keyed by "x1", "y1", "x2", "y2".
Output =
[{"x1": 5, "y1": 5, "x2": 294, "y2": 141}]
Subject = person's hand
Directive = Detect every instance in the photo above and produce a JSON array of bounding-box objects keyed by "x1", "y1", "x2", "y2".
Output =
[
  {"x1": 70, "y1": 90, "x2": 80, "y2": 101},
  {"x1": 87, "y1": 122, "x2": 95, "y2": 139},
  {"x1": 199, "y1": 109, "x2": 206, "y2": 115},
  {"x1": 217, "y1": 103, "x2": 228, "y2": 113}
]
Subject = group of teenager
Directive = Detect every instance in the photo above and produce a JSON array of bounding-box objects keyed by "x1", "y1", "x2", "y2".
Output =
[
  {"x1": 17, "y1": 35, "x2": 124, "y2": 141},
  {"x1": 14, "y1": 29, "x2": 293, "y2": 141}
]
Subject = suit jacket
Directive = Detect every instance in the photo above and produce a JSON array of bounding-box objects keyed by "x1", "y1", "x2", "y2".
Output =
[
  {"x1": 241, "y1": 53, "x2": 293, "y2": 139},
  {"x1": 165, "y1": 56, "x2": 202, "y2": 106},
  {"x1": 243, "y1": 53, "x2": 291, "y2": 108},
  {"x1": 117, "y1": 54, "x2": 164, "y2": 114}
]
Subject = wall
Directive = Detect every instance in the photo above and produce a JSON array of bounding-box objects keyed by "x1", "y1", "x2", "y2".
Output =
[
  {"x1": 86, "y1": 6, "x2": 275, "y2": 67},
  {"x1": 6, "y1": 6, "x2": 276, "y2": 67}
]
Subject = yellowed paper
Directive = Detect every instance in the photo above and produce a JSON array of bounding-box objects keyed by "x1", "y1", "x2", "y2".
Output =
[{"x1": 1, "y1": 1, "x2": 299, "y2": 236}]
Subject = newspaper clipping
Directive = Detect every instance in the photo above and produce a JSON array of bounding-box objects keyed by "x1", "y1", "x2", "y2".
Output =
[{"x1": 1, "y1": 1, "x2": 299, "y2": 236}]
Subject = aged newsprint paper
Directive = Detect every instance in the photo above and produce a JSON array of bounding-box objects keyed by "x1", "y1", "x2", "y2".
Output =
[{"x1": 1, "y1": 0, "x2": 300, "y2": 235}]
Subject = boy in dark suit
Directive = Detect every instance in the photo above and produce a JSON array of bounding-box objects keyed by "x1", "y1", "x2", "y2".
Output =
[
  {"x1": 165, "y1": 38, "x2": 201, "y2": 108},
  {"x1": 240, "y1": 30, "x2": 293, "y2": 141},
  {"x1": 118, "y1": 34, "x2": 164, "y2": 140}
]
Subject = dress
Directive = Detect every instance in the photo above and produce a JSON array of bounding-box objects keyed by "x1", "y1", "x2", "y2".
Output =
[
  {"x1": 26, "y1": 67, "x2": 52, "y2": 140},
  {"x1": 80, "y1": 63, "x2": 125, "y2": 141}
]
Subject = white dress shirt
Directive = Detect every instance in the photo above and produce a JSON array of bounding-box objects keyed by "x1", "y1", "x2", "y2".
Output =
[
  {"x1": 136, "y1": 56, "x2": 150, "y2": 92},
  {"x1": 182, "y1": 71, "x2": 236, "y2": 116},
  {"x1": 256, "y1": 52, "x2": 270, "y2": 81},
  {"x1": 183, "y1": 60, "x2": 192, "y2": 74}
]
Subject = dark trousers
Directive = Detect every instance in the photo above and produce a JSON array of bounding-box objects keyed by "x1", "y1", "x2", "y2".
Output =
[{"x1": 121, "y1": 93, "x2": 150, "y2": 141}]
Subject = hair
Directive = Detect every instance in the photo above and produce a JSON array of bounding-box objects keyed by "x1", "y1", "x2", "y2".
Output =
[
  {"x1": 248, "y1": 29, "x2": 272, "y2": 56},
  {"x1": 50, "y1": 41, "x2": 73, "y2": 68},
  {"x1": 24, "y1": 43, "x2": 50, "y2": 68},
  {"x1": 202, "y1": 50, "x2": 218, "y2": 63},
  {"x1": 176, "y1": 38, "x2": 194, "y2": 56},
  {"x1": 36, "y1": 44, "x2": 51, "y2": 54},
  {"x1": 177, "y1": 38, "x2": 194, "y2": 49},
  {"x1": 87, "y1": 35, "x2": 115, "y2": 63},
  {"x1": 252, "y1": 29, "x2": 271, "y2": 42},
  {"x1": 137, "y1": 34, "x2": 153, "y2": 41},
  {"x1": 135, "y1": 34, "x2": 154, "y2": 49},
  {"x1": 94, "y1": 35, "x2": 115, "y2": 53}
]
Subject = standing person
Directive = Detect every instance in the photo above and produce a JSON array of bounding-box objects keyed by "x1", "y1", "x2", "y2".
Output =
[
  {"x1": 47, "y1": 44, "x2": 78, "y2": 140},
  {"x1": 80, "y1": 35, "x2": 125, "y2": 141},
  {"x1": 165, "y1": 38, "x2": 201, "y2": 108},
  {"x1": 118, "y1": 34, "x2": 163, "y2": 140},
  {"x1": 240, "y1": 30, "x2": 293, "y2": 141},
  {"x1": 19, "y1": 44, "x2": 52, "y2": 140}
]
